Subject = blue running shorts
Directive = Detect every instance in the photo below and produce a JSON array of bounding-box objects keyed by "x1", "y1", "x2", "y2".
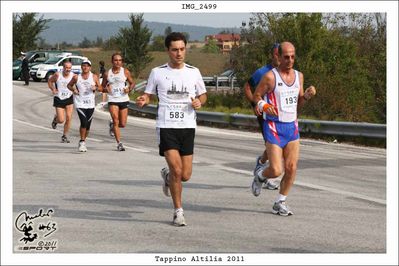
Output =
[{"x1": 263, "y1": 120, "x2": 299, "y2": 148}]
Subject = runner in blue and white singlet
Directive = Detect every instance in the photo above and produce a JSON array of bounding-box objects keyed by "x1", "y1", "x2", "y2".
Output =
[
  {"x1": 258, "y1": 67, "x2": 301, "y2": 150},
  {"x1": 252, "y1": 42, "x2": 316, "y2": 216}
]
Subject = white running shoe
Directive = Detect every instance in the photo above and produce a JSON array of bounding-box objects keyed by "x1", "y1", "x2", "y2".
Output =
[
  {"x1": 272, "y1": 201, "x2": 294, "y2": 216},
  {"x1": 61, "y1": 135, "x2": 70, "y2": 143},
  {"x1": 160, "y1": 167, "x2": 171, "y2": 197},
  {"x1": 251, "y1": 167, "x2": 264, "y2": 197},
  {"x1": 78, "y1": 141, "x2": 87, "y2": 152},
  {"x1": 109, "y1": 120, "x2": 115, "y2": 137},
  {"x1": 263, "y1": 179, "x2": 279, "y2": 190},
  {"x1": 117, "y1": 142, "x2": 125, "y2": 151},
  {"x1": 173, "y1": 209, "x2": 187, "y2": 226}
]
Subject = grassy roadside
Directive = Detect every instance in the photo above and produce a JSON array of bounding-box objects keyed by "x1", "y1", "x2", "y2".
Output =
[{"x1": 80, "y1": 47, "x2": 230, "y2": 79}]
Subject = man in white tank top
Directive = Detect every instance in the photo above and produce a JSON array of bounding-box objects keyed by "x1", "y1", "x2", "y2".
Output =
[
  {"x1": 136, "y1": 32, "x2": 207, "y2": 226},
  {"x1": 67, "y1": 59, "x2": 102, "y2": 152},
  {"x1": 47, "y1": 61, "x2": 75, "y2": 143},
  {"x1": 252, "y1": 42, "x2": 317, "y2": 216}
]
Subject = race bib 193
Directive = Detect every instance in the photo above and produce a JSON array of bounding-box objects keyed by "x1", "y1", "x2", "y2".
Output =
[{"x1": 280, "y1": 89, "x2": 298, "y2": 112}]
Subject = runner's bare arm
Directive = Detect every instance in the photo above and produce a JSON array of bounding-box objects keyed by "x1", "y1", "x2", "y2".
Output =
[
  {"x1": 47, "y1": 72, "x2": 59, "y2": 93},
  {"x1": 101, "y1": 71, "x2": 109, "y2": 93},
  {"x1": 244, "y1": 82, "x2": 254, "y2": 103},
  {"x1": 67, "y1": 75, "x2": 79, "y2": 94},
  {"x1": 93, "y1": 74, "x2": 102, "y2": 92},
  {"x1": 297, "y1": 72, "x2": 316, "y2": 109},
  {"x1": 253, "y1": 71, "x2": 274, "y2": 104},
  {"x1": 253, "y1": 71, "x2": 277, "y2": 116},
  {"x1": 124, "y1": 69, "x2": 136, "y2": 93}
]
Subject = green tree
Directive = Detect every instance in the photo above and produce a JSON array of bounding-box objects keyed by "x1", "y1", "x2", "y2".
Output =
[
  {"x1": 36, "y1": 37, "x2": 52, "y2": 50},
  {"x1": 164, "y1": 26, "x2": 172, "y2": 37},
  {"x1": 59, "y1": 41, "x2": 75, "y2": 49},
  {"x1": 219, "y1": 29, "x2": 232, "y2": 34},
  {"x1": 13, "y1": 13, "x2": 51, "y2": 58},
  {"x1": 115, "y1": 13, "x2": 153, "y2": 78},
  {"x1": 95, "y1": 36, "x2": 104, "y2": 47},
  {"x1": 182, "y1": 32, "x2": 190, "y2": 42},
  {"x1": 202, "y1": 38, "x2": 220, "y2": 53},
  {"x1": 344, "y1": 13, "x2": 386, "y2": 123},
  {"x1": 151, "y1": 35, "x2": 165, "y2": 51},
  {"x1": 102, "y1": 36, "x2": 119, "y2": 51},
  {"x1": 231, "y1": 13, "x2": 385, "y2": 123},
  {"x1": 79, "y1": 37, "x2": 92, "y2": 48}
]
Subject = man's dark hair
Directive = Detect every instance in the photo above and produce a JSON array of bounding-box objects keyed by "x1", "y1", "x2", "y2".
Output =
[
  {"x1": 111, "y1": 52, "x2": 123, "y2": 61},
  {"x1": 271, "y1": 43, "x2": 280, "y2": 55},
  {"x1": 165, "y1": 32, "x2": 187, "y2": 49}
]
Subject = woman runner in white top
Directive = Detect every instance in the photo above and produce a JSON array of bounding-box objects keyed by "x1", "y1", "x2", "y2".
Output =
[
  {"x1": 67, "y1": 59, "x2": 102, "y2": 152},
  {"x1": 101, "y1": 53, "x2": 135, "y2": 151},
  {"x1": 47, "y1": 61, "x2": 75, "y2": 143}
]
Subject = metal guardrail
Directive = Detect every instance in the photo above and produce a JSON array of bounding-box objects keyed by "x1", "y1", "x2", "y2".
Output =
[
  {"x1": 127, "y1": 103, "x2": 386, "y2": 139},
  {"x1": 134, "y1": 76, "x2": 238, "y2": 92},
  {"x1": 134, "y1": 80, "x2": 148, "y2": 91},
  {"x1": 202, "y1": 76, "x2": 238, "y2": 90}
]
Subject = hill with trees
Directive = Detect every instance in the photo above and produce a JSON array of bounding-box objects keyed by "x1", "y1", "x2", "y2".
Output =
[{"x1": 38, "y1": 19, "x2": 239, "y2": 45}]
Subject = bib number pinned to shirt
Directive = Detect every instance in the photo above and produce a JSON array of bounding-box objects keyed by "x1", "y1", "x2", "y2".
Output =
[
  {"x1": 165, "y1": 104, "x2": 189, "y2": 126},
  {"x1": 280, "y1": 89, "x2": 298, "y2": 113},
  {"x1": 112, "y1": 87, "x2": 124, "y2": 97}
]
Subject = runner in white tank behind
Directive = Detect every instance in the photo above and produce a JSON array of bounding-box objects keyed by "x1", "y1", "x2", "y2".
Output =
[
  {"x1": 67, "y1": 59, "x2": 102, "y2": 152},
  {"x1": 101, "y1": 53, "x2": 135, "y2": 151}
]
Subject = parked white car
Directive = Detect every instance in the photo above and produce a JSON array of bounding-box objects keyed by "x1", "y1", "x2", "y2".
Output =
[{"x1": 29, "y1": 53, "x2": 88, "y2": 81}]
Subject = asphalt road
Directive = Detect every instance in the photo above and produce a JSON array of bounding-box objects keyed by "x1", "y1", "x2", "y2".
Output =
[{"x1": 12, "y1": 80, "x2": 386, "y2": 254}]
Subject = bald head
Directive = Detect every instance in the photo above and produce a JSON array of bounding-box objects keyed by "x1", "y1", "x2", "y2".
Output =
[
  {"x1": 278, "y1": 42, "x2": 295, "y2": 55},
  {"x1": 278, "y1": 41, "x2": 296, "y2": 71}
]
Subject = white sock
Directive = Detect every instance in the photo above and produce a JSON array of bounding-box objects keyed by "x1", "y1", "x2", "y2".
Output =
[
  {"x1": 175, "y1": 208, "x2": 183, "y2": 214},
  {"x1": 275, "y1": 194, "x2": 287, "y2": 203}
]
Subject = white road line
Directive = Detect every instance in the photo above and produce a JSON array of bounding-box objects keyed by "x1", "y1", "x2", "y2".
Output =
[
  {"x1": 14, "y1": 118, "x2": 385, "y2": 204},
  {"x1": 13, "y1": 118, "x2": 151, "y2": 153},
  {"x1": 212, "y1": 164, "x2": 386, "y2": 205},
  {"x1": 118, "y1": 144, "x2": 151, "y2": 153},
  {"x1": 14, "y1": 118, "x2": 61, "y2": 132}
]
